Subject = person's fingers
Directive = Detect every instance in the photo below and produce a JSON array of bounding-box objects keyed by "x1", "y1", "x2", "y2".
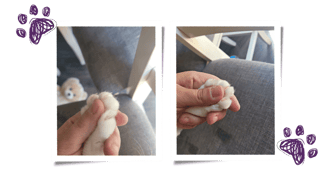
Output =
[
  {"x1": 178, "y1": 113, "x2": 206, "y2": 127},
  {"x1": 104, "y1": 127, "x2": 121, "y2": 155},
  {"x1": 177, "y1": 71, "x2": 220, "y2": 89},
  {"x1": 115, "y1": 110, "x2": 128, "y2": 126},
  {"x1": 177, "y1": 123, "x2": 198, "y2": 129},
  {"x1": 206, "y1": 110, "x2": 227, "y2": 125},
  {"x1": 69, "y1": 99, "x2": 106, "y2": 144},
  {"x1": 177, "y1": 110, "x2": 227, "y2": 128},
  {"x1": 228, "y1": 95, "x2": 240, "y2": 112},
  {"x1": 71, "y1": 146, "x2": 84, "y2": 155},
  {"x1": 177, "y1": 84, "x2": 224, "y2": 108},
  {"x1": 57, "y1": 112, "x2": 82, "y2": 136}
]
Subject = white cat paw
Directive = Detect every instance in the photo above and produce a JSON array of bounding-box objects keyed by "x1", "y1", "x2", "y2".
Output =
[
  {"x1": 185, "y1": 78, "x2": 234, "y2": 117},
  {"x1": 81, "y1": 94, "x2": 99, "y2": 115},
  {"x1": 81, "y1": 92, "x2": 119, "y2": 155},
  {"x1": 178, "y1": 79, "x2": 235, "y2": 136}
]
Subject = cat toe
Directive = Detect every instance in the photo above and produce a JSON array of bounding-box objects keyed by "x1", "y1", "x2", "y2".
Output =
[
  {"x1": 87, "y1": 94, "x2": 100, "y2": 105},
  {"x1": 218, "y1": 98, "x2": 232, "y2": 109},
  {"x1": 225, "y1": 86, "x2": 235, "y2": 98}
]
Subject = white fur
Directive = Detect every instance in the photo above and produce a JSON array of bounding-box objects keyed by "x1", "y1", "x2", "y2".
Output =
[
  {"x1": 81, "y1": 92, "x2": 119, "y2": 155},
  {"x1": 177, "y1": 79, "x2": 235, "y2": 136}
]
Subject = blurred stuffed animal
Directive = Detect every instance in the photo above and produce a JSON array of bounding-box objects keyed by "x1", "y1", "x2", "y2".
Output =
[{"x1": 57, "y1": 77, "x2": 88, "y2": 105}]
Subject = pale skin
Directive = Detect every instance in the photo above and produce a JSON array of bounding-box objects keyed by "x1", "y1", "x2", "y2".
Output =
[
  {"x1": 57, "y1": 99, "x2": 128, "y2": 155},
  {"x1": 177, "y1": 71, "x2": 241, "y2": 129}
]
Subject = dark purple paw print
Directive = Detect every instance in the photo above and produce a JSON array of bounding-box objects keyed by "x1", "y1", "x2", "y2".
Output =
[
  {"x1": 16, "y1": 4, "x2": 56, "y2": 44},
  {"x1": 278, "y1": 125, "x2": 318, "y2": 165}
]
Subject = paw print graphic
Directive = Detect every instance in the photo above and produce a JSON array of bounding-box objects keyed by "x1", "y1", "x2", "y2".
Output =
[
  {"x1": 16, "y1": 4, "x2": 56, "y2": 45},
  {"x1": 277, "y1": 125, "x2": 318, "y2": 165}
]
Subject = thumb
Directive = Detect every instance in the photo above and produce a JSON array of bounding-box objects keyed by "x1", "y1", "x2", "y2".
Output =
[
  {"x1": 104, "y1": 127, "x2": 121, "y2": 155},
  {"x1": 177, "y1": 84, "x2": 224, "y2": 108},
  {"x1": 68, "y1": 99, "x2": 106, "y2": 145}
]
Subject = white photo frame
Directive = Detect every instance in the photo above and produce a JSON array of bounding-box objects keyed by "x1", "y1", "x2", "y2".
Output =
[
  {"x1": 50, "y1": 20, "x2": 163, "y2": 162},
  {"x1": 170, "y1": 20, "x2": 282, "y2": 162}
]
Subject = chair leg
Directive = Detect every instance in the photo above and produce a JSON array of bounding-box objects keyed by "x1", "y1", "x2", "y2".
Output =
[
  {"x1": 222, "y1": 37, "x2": 237, "y2": 46},
  {"x1": 176, "y1": 28, "x2": 230, "y2": 61},
  {"x1": 127, "y1": 27, "x2": 156, "y2": 101},
  {"x1": 146, "y1": 68, "x2": 156, "y2": 94},
  {"x1": 212, "y1": 33, "x2": 223, "y2": 47},
  {"x1": 258, "y1": 31, "x2": 272, "y2": 45},
  {"x1": 58, "y1": 27, "x2": 86, "y2": 65},
  {"x1": 246, "y1": 31, "x2": 258, "y2": 61},
  {"x1": 57, "y1": 67, "x2": 61, "y2": 77}
]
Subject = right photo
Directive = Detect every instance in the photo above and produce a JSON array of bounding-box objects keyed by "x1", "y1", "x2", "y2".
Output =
[{"x1": 176, "y1": 26, "x2": 276, "y2": 154}]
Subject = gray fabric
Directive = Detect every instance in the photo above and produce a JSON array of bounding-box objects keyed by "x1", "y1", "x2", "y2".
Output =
[
  {"x1": 177, "y1": 59, "x2": 274, "y2": 154},
  {"x1": 117, "y1": 95, "x2": 156, "y2": 155},
  {"x1": 72, "y1": 27, "x2": 142, "y2": 93},
  {"x1": 72, "y1": 26, "x2": 156, "y2": 134},
  {"x1": 57, "y1": 94, "x2": 156, "y2": 155},
  {"x1": 143, "y1": 91, "x2": 156, "y2": 132},
  {"x1": 176, "y1": 40, "x2": 207, "y2": 73}
]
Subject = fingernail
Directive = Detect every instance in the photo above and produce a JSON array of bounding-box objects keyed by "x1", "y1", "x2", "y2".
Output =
[
  {"x1": 182, "y1": 117, "x2": 190, "y2": 124},
  {"x1": 211, "y1": 115, "x2": 219, "y2": 124},
  {"x1": 92, "y1": 101, "x2": 99, "y2": 114},
  {"x1": 210, "y1": 86, "x2": 222, "y2": 98}
]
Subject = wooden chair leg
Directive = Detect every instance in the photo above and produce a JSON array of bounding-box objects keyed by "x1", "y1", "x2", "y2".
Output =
[
  {"x1": 212, "y1": 33, "x2": 223, "y2": 47},
  {"x1": 146, "y1": 68, "x2": 156, "y2": 94},
  {"x1": 246, "y1": 31, "x2": 258, "y2": 61},
  {"x1": 58, "y1": 27, "x2": 86, "y2": 65},
  {"x1": 57, "y1": 67, "x2": 61, "y2": 77},
  {"x1": 258, "y1": 31, "x2": 272, "y2": 45},
  {"x1": 127, "y1": 27, "x2": 156, "y2": 102},
  {"x1": 176, "y1": 28, "x2": 229, "y2": 61},
  {"x1": 222, "y1": 37, "x2": 237, "y2": 46}
]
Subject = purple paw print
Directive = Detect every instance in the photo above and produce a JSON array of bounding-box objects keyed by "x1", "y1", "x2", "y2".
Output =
[
  {"x1": 16, "y1": 4, "x2": 56, "y2": 45},
  {"x1": 278, "y1": 125, "x2": 318, "y2": 165}
]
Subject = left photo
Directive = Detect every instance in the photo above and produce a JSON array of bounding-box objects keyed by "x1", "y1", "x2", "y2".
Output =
[{"x1": 57, "y1": 27, "x2": 156, "y2": 156}]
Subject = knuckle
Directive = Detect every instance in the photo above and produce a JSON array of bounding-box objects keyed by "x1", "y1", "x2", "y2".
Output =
[
  {"x1": 196, "y1": 89, "x2": 204, "y2": 104},
  {"x1": 75, "y1": 118, "x2": 85, "y2": 129}
]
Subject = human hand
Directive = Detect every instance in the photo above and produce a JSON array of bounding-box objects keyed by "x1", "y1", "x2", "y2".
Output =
[
  {"x1": 177, "y1": 71, "x2": 240, "y2": 129},
  {"x1": 57, "y1": 99, "x2": 128, "y2": 155}
]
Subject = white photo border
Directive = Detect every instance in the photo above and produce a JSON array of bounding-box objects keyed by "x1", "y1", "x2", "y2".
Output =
[
  {"x1": 50, "y1": 20, "x2": 163, "y2": 162},
  {"x1": 170, "y1": 20, "x2": 282, "y2": 162}
]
